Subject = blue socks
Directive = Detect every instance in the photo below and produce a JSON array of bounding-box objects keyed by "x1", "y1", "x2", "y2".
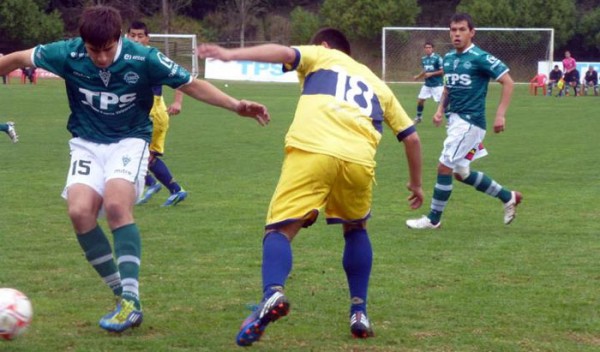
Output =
[
  {"x1": 149, "y1": 157, "x2": 181, "y2": 194},
  {"x1": 262, "y1": 232, "x2": 292, "y2": 299},
  {"x1": 343, "y1": 228, "x2": 372, "y2": 315}
]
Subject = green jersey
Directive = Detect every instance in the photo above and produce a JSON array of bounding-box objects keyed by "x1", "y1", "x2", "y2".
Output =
[
  {"x1": 442, "y1": 44, "x2": 509, "y2": 129},
  {"x1": 421, "y1": 53, "x2": 443, "y2": 87},
  {"x1": 33, "y1": 37, "x2": 192, "y2": 143}
]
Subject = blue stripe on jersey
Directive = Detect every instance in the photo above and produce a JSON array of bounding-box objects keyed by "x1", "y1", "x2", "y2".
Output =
[
  {"x1": 283, "y1": 48, "x2": 301, "y2": 72},
  {"x1": 396, "y1": 125, "x2": 416, "y2": 142},
  {"x1": 152, "y1": 86, "x2": 162, "y2": 96},
  {"x1": 302, "y1": 69, "x2": 384, "y2": 133}
]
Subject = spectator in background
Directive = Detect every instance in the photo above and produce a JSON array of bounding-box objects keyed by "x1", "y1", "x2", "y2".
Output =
[
  {"x1": 565, "y1": 67, "x2": 580, "y2": 97},
  {"x1": 561, "y1": 51, "x2": 577, "y2": 96},
  {"x1": 0, "y1": 54, "x2": 6, "y2": 84},
  {"x1": 547, "y1": 65, "x2": 562, "y2": 96},
  {"x1": 583, "y1": 66, "x2": 598, "y2": 96},
  {"x1": 22, "y1": 66, "x2": 36, "y2": 84}
]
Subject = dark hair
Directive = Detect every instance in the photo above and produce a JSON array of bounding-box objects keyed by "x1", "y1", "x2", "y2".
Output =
[
  {"x1": 128, "y1": 20, "x2": 149, "y2": 35},
  {"x1": 450, "y1": 13, "x2": 474, "y2": 30},
  {"x1": 424, "y1": 42, "x2": 434, "y2": 48},
  {"x1": 79, "y1": 6, "x2": 122, "y2": 47},
  {"x1": 310, "y1": 28, "x2": 351, "y2": 56}
]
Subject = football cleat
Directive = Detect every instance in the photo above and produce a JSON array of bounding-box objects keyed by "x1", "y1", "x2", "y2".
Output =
[
  {"x1": 162, "y1": 189, "x2": 187, "y2": 207},
  {"x1": 6, "y1": 121, "x2": 18, "y2": 143},
  {"x1": 406, "y1": 215, "x2": 441, "y2": 229},
  {"x1": 503, "y1": 191, "x2": 523, "y2": 225},
  {"x1": 136, "y1": 183, "x2": 162, "y2": 205},
  {"x1": 236, "y1": 291, "x2": 290, "y2": 346},
  {"x1": 350, "y1": 311, "x2": 374, "y2": 338},
  {"x1": 99, "y1": 299, "x2": 143, "y2": 333}
]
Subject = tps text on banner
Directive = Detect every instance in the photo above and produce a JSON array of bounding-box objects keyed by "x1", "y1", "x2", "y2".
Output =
[{"x1": 204, "y1": 59, "x2": 299, "y2": 83}]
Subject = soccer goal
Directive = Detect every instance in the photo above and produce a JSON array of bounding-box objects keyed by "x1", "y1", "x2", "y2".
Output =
[
  {"x1": 149, "y1": 34, "x2": 199, "y2": 78},
  {"x1": 382, "y1": 27, "x2": 554, "y2": 83}
]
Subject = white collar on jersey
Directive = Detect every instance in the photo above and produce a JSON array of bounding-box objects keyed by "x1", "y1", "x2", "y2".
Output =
[{"x1": 111, "y1": 37, "x2": 123, "y2": 64}]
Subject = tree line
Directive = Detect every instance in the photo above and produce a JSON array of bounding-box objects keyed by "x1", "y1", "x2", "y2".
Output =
[{"x1": 1, "y1": 0, "x2": 598, "y2": 60}]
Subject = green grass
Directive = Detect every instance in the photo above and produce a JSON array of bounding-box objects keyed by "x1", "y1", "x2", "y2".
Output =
[{"x1": 0, "y1": 79, "x2": 598, "y2": 351}]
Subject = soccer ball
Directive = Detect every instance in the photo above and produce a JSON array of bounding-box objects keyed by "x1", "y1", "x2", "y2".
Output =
[{"x1": 0, "y1": 288, "x2": 33, "y2": 341}]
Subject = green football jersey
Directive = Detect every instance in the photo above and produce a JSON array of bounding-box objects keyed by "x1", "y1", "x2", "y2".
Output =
[
  {"x1": 421, "y1": 53, "x2": 443, "y2": 87},
  {"x1": 442, "y1": 44, "x2": 509, "y2": 129},
  {"x1": 33, "y1": 37, "x2": 192, "y2": 143}
]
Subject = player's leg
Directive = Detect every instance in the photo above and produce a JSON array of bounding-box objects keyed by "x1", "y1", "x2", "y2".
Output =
[
  {"x1": 407, "y1": 115, "x2": 479, "y2": 229},
  {"x1": 326, "y1": 161, "x2": 374, "y2": 338},
  {"x1": 342, "y1": 222, "x2": 374, "y2": 338},
  {"x1": 237, "y1": 149, "x2": 332, "y2": 346},
  {"x1": 65, "y1": 138, "x2": 123, "y2": 301},
  {"x1": 137, "y1": 155, "x2": 162, "y2": 205},
  {"x1": 415, "y1": 86, "x2": 431, "y2": 123},
  {"x1": 449, "y1": 125, "x2": 522, "y2": 225},
  {"x1": 98, "y1": 138, "x2": 148, "y2": 332},
  {"x1": 0, "y1": 121, "x2": 18, "y2": 143}
]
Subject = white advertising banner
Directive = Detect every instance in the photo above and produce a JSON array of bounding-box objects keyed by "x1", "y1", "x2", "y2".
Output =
[{"x1": 204, "y1": 59, "x2": 299, "y2": 83}]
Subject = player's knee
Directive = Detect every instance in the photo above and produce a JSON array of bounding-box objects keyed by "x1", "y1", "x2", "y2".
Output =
[
  {"x1": 343, "y1": 222, "x2": 366, "y2": 234},
  {"x1": 453, "y1": 166, "x2": 470, "y2": 181}
]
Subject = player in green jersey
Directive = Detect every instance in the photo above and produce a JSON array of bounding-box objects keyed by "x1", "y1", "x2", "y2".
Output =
[
  {"x1": 0, "y1": 5, "x2": 269, "y2": 333},
  {"x1": 406, "y1": 12, "x2": 522, "y2": 230},
  {"x1": 413, "y1": 42, "x2": 444, "y2": 123}
]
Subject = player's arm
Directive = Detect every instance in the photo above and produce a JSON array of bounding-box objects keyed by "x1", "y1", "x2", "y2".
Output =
[
  {"x1": 401, "y1": 132, "x2": 424, "y2": 209},
  {"x1": 427, "y1": 68, "x2": 444, "y2": 78},
  {"x1": 166, "y1": 89, "x2": 184, "y2": 115},
  {"x1": 413, "y1": 70, "x2": 425, "y2": 80},
  {"x1": 178, "y1": 79, "x2": 270, "y2": 126},
  {"x1": 493, "y1": 72, "x2": 514, "y2": 134},
  {"x1": 0, "y1": 49, "x2": 34, "y2": 76},
  {"x1": 433, "y1": 87, "x2": 448, "y2": 127},
  {"x1": 198, "y1": 43, "x2": 296, "y2": 65}
]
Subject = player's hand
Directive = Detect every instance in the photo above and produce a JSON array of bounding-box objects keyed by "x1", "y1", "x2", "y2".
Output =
[
  {"x1": 406, "y1": 183, "x2": 424, "y2": 209},
  {"x1": 433, "y1": 111, "x2": 444, "y2": 127},
  {"x1": 197, "y1": 44, "x2": 231, "y2": 61},
  {"x1": 236, "y1": 100, "x2": 270, "y2": 126},
  {"x1": 493, "y1": 115, "x2": 506, "y2": 133},
  {"x1": 167, "y1": 102, "x2": 182, "y2": 115}
]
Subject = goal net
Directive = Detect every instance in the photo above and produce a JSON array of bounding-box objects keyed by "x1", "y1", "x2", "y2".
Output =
[
  {"x1": 382, "y1": 27, "x2": 554, "y2": 83},
  {"x1": 149, "y1": 34, "x2": 199, "y2": 78}
]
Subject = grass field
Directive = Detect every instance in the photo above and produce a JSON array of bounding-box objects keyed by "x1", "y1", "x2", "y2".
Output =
[{"x1": 0, "y1": 79, "x2": 598, "y2": 351}]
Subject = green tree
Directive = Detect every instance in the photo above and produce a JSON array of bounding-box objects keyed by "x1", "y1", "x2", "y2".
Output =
[
  {"x1": 576, "y1": 4, "x2": 600, "y2": 52},
  {"x1": 289, "y1": 6, "x2": 319, "y2": 44},
  {"x1": 0, "y1": 0, "x2": 64, "y2": 48},
  {"x1": 457, "y1": 0, "x2": 576, "y2": 47},
  {"x1": 320, "y1": 0, "x2": 420, "y2": 40}
]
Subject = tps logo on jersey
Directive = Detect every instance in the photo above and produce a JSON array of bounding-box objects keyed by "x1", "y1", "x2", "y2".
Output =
[
  {"x1": 445, "y1": 73, "x2": 472, "y2": 86},
  {"x1": 124, "y1": 72, "x2": 140, "y2": 85},
  {"x1": 79, "y1": 88, "x2": 137, "y2": 111}
]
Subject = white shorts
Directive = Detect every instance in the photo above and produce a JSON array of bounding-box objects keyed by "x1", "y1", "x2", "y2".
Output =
[
  {"x1": 418, "y1": 85, "x2": 444, "y2": 102},
  {"x1": 439, "y1": 113, "x2": 488, "y2": 169},
  {"x1": 62, "y1": 137, "x2": 149, "y2": 199}
]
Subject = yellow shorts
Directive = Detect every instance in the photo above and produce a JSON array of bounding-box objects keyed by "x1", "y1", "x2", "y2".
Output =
[
  {"x1": 149, "y1": 96, "x2": 170, "y2": 155},
  {"x1": 266, "y1": 147, "x2": 374, "y2": 229}
]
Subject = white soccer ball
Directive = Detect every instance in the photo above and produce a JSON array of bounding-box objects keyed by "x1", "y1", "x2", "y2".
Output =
[{"x1": 0, "y1": 288, "x2": 33, "y2": 341}]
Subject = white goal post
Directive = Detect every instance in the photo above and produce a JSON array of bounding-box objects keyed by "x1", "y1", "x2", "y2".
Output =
[
  {"x1": 149, "y1": 34, "x2": 199, "y2": 78},
  {"x1": 382, "y1": 27, "x2": 554, "y2": 83}
]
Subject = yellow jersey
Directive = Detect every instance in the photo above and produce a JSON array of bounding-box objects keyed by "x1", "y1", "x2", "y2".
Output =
[{"x1": 283, "y1": 45, "x2": 415, "y2": 167}]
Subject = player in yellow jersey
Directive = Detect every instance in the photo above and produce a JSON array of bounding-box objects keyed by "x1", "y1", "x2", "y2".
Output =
[
  {"x1": 127, "y1": 21, "x2": 187, "y2": 207},
  {"x1": 199, "y1": 28, "x2": 424, "y2": 346}
]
